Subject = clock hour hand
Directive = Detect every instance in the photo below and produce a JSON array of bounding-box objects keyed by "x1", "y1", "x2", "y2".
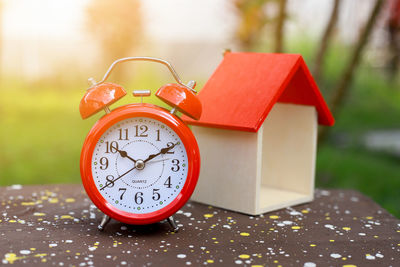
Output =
[
  {"x1": 114, "y1": 147, "x2": 137, "y2": 163},
  {"x1": 143, "y1": 142, "x2": 178, "y2": 163}
]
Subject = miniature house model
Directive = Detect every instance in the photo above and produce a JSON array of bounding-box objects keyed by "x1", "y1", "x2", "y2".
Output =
[{"x1": 183, "y1": 52, "x2": 334, "y2": 215}]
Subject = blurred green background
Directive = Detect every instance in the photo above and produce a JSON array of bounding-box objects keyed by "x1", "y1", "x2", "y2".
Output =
[{"x1": 1, "y1": 0, "x2": 399, "y2": 218}]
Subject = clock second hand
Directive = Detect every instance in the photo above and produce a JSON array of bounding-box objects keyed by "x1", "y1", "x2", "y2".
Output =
[{"x1": 99, "y1": 166, "x2": 136, "y2": 191}]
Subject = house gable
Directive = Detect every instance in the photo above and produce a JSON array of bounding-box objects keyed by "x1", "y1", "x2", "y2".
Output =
[{"x1": 183, "y1": 52, "x2": 334, "y2": 132}]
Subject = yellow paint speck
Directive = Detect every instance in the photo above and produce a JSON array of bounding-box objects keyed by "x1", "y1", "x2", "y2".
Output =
[
  {"x1": 342, "y1": 227, "x2": 351, "y2": 231},
  {"x1": 373, "y1": 235, "x2": 378, "y2": 238},
  {"x1": 76, "y1": 253, "x2": 81, "y2": 255},
  {"x1": 65, "y1": 198, "x2": 75, "y2": 203},
  {"x1": 204, "y1": 214, "x2": 214, "y2": 218},
  {"x1": 310, "y1": 244, "x2": 316, "y2": 247},
  {"x1": 207, "y1": 260, "x2": 214, "y2": 263},
  {"x1": 366, "y1": 216, "x2": 373, "y2": 219},
  {"x1": 274, "y1": 260, "x2": 279, "y2": 263},
  {"x1": 21, "y1": 202, "x2": 37, "y2": 206},
  {"x1": 343, "y1": 265, "x2": 357, "y2": 267},
  {"x1": 41, "y1": 258, "x2": 47, "y2": 262},
  {"x1": 239, "y1": 254, "x2": 250, "y2": 259},
  {"x1": 33, "y1": 212, "x2": 46, "y2": 216},
  {"x1": 48, "y1": 198, "x2": 59, "y2": 204},
  {"x1": 9, "y1": 220, "x2": 16, "y2": 223},
  {"x1": 342, "y1": 257, "x2": 347, "y2": 260},
  {"x1": 292, "y1": 226, "x2": 301, "y2": 230},
  {"x1": 60, "y1": 215, "x2": 74, "y2": 219},
  {"x1": 30, "y1": 248, "x2": 36, "y2": 251},
  {"x1": 34, "y1": 253, "x2": 47, "y2": 258},
  {"x1": 330, "y1": 240, "x2": 335, "y2": 242},
  {"x1": 397, "y1": 230, "x2": 400, "y2": 233},
  {"x1": 251, "y1": 265, "x2": 264, "y2": 267},
  {"x1": 3, "y1": 253, "x2": 25, "y2": 264},
  {"x1": 240, "y1": 232, "x2": 250, "y2": 236},
  {"x1": 269, "y1": 215, "x2": 279, "y2": 219},
  {"x1": 301, "y1": 209, "x2": 309, "y2": 214}
]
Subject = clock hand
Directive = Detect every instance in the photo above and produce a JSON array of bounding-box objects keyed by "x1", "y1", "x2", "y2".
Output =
[
  {"x1": 114, "y1": 147, "x2": 137, "y2": 163},
  {"x1": 146, "y1": 158, "x2": 171, "y2": 164},
  {"x1": 99, "y1": 166, "x2": 136, "y2": 190},
  {"x1": 143, "y1": 142, "x2": 178, "y2": 163}
]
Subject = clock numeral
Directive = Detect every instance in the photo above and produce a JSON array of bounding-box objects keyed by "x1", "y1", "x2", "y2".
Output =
[
  {"x1": 171, "y1": 159, "x2": 180, "y2": 172},
  {"x1": 134, "y1": 125, "x2": 148, "y2": 137},
  {"x1": 118, "y1": 128, "x2": 129, "y2": 140},
  {"x1": 99, "y1": 157, "x2": 109, "y2": 170},
  {"x1": 152, "y1": 188, "x2": 160, "y2": 201},
  {"x1": 118, "y1": 188, "x2": 127, "y2": 200},
  {"x1": 164, "y1": 176, "x2": 172, "y2": 188},
  {"x1": 104, "y1": 175, "x2": 115, "y2": 188},
  {"x1": 156, "y1": 129, "x2": 161, "y2": 141},
  {"x1": 166, "y1": 142, "x2": 175, "y2": 154},
  {"x1": 105, "y1": 141, "x2": 119, "y2": 153},
  {"x1": 134, "y1": 192, "x2": 143, "y2": 205}
]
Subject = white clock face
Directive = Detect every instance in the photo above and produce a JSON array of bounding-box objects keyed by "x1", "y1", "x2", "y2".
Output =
[{"x1": 91, "y1": 117, "x2": 188, "y2": 214}]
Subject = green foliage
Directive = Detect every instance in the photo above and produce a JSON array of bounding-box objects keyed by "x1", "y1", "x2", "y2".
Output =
[{"x1": 1, "y1": 41, "x2": 400, "y2": 218}]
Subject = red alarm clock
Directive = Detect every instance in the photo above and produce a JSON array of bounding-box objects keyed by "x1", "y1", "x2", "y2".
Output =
[{"x1": 79, "y1": 57, "x2": 201, "y2": 231}]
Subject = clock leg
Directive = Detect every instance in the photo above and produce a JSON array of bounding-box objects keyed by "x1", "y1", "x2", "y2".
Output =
[
  {"x1": 167, "y1": 216, "x2": 179, "y2": 232},
  {"x1": 98, "y1": 214, "x2": 111, "y2": 231}
]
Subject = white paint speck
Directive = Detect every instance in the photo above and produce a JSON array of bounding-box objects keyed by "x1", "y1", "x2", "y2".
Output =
[
  {"x1": 376, "y1": 253, "x2": 384, "y2": 258},
  {"x1": 49, "y1": 243, "x2": 57, "y2": 248},
  {"x1": 304, "y1": 262, "x2": 316, "y2": 267},
  {"x1": 121, "y1": 226, "x2": 127, "y2": 231},
  {"x1": 235, "y1": 260, "x2": 243, "y2": 264},
  {"x1": 358, "y1": 233, "x2": 366, "y2": 236},
  {"x1": 36, "y1": 228, "x2": 44, "y2": 231},
  {"x1": 9, "y1": 184, "x2": 22, "y2": 190},
  {"x1": 20, "y1": 250, "x2": 31, "y2": 255},
  {"x1": 66, "y1": 240, "x2": 73, "y2": 243},
  {"x1": 88, "y1": 247, "x2": 96, "y2": 251},
  {"x1": 177, "y1": 254, "x2": 186, "y2": 259},
  {"x1": 185, "y1": 262, "x2": 192, "y2": 265},
  {"x1": 330, "y1": 253, "x2": 341, "y2": 259},
  {"x1": 366, "y1": 254, "x2": 375, "y2": 260},
  {"x1": 121, "y1": 261, "x2": 127, "y2": 265},
  {"x1": 325, "y1": 224, "x2": 335, "y2": 230}
]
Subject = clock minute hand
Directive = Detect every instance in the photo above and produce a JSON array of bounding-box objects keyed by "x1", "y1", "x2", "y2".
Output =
[
  {"x1": 99, "y1": 166, "x2": 136, "y2": 191},
  {"x1": 143, "y1": 142, "x2": 178, "y2": 163}
]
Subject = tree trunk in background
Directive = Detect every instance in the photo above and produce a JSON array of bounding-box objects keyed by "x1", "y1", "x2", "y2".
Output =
[
  {"x1": 234, "y1": 0, "x2": 270, "y2": 51},
  {"x1": 274, "y1": 0, "x2": 287, "y2": 53},
  {"x1": 313, "y1": 0, "x2": 341, "y2": 82},
  {"x1": 86, "y1": 0, "x2": 143, "y2": 82},
  {"x1": 319, "y1": 0, "x2": 385, "y2": 142}
]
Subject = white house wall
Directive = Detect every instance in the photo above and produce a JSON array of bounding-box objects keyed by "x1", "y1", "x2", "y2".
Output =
[
  {"x1": 190, "y1": 126, "x2": 259, "y2": 214},
  {"x1": 260, "y1": 103, "x2": 317, "y2": 196}
]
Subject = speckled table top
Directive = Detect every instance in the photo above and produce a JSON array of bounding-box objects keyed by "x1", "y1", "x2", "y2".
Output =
[{"x1": 0, "y1": 185, "x2": 399, "y2": 266}]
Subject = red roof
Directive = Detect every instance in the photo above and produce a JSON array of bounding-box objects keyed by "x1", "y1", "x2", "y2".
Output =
[{"x1": 183, "y1": 52, "x2": 334, "y2": 132}]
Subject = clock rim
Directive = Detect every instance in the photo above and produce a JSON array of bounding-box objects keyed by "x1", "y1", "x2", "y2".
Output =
[{"x1": 80, "y1": 103, "x2": 200, "y2": 225}]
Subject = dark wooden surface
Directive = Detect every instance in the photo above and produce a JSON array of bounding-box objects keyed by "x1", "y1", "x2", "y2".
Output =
[{"x1": 1, "y1": 184, "x2": 399, "y2": 266}]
